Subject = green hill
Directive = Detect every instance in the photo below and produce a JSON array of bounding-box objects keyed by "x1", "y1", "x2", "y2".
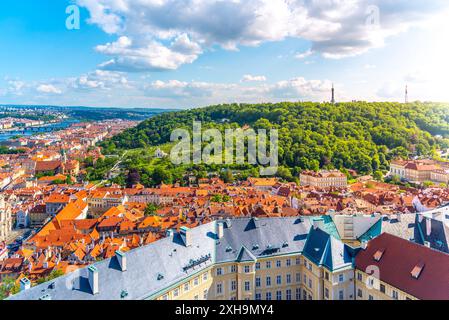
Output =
[{"x1": 100, "y1": 101, "x2": 449, "y2": 177}]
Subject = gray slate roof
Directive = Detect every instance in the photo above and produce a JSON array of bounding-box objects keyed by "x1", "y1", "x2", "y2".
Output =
[{"x1": 9, "y1": 217, "x2": 312, "y2": 300}]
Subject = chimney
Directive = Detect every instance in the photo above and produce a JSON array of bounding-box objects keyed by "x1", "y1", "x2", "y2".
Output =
[
  {"x1": 166, "y1": 229, "x2": 174, "y2": 237},
  {"x1": 20, "y1": 277, "x2": 31, "y2": 292},
  {"x1": 88, "y1": 265, "x2": 99, "y2": 295},
  {"x1": 426, "y1": 218, "x2": 431, "y2": 236},
  {"x1": 180, "y1": 226, "x2": 192, "y2": 247},
  {"x1": 217, "y1": 222, "x2": 224, "y2": 239},
  {"x1": 116, "y1": 250, "x2": 127, "y2": 272}
]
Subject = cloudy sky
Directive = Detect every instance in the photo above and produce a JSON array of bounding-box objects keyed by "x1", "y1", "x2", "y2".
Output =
[{"x1": 1, "y1": 0, "x2": 449, "y2": 108}]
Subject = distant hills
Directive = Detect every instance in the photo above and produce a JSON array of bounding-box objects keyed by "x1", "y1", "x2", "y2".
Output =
[
  {"x1": 101, "y1": 101, "x2": 449, "y2": 176},
  {"x1": 0, "y1": 104, "x2": 179, "y2": 121}
]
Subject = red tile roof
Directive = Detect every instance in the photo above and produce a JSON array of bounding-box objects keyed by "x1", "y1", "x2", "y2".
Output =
[{"x1": 355, "y1": 233, "x2": 449, "y2": 300}]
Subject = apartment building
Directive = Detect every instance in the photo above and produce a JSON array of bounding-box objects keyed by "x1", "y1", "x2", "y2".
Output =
[
  {"x1": 390, "y1": 159, "x2": 449, "y2": 184},
  {"x1": 300, "y1": 170, "x2": 347, "y2": 188},
  {"x1": 87, "y1": 191, "x2": 128, "y2": 217},
  {"x1": 355, "y1": 233, "x2": 449, "y2": 300}
]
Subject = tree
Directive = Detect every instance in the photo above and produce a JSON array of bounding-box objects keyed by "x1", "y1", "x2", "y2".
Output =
[
  {"x1": 0, "y1": 277, "x2": 20, "y2": 299},
  {"x1": 126, "y1": 168, "x2": 141, "y2": 188},
  {"x1": 152, "y1": 166, "x2": 172, "y2": 185},
  {"x1": 36, "y1": 269, "x2": 65, "y2": 285},
  {"x1": 220, "y1": 170, "x2": 234, "y2": 183},
  {"x1": 373, "y1": 170, "x2": 384, "y2": 182},
  {"x1": 144, "y1": 203, "x2": 160, "y2": 216}
]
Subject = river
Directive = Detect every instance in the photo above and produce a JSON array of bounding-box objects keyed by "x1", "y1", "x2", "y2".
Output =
[{"x1": 0, "y1": 119, "x2": 79, "y2": 142}]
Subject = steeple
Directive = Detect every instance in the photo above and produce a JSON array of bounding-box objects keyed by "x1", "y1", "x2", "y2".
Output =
[{"x1": 331, "y1": 83, "x2": 335, "y2": 104}]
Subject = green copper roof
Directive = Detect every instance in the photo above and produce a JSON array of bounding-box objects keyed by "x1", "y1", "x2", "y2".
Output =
[{"x1": 308, "y1": 215, "x2": 341, "y2": 240}]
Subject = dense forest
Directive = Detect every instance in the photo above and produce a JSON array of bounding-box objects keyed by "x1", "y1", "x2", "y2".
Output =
[{"x1": 99, "y1": 102, "x2": 449, "y2": 183}]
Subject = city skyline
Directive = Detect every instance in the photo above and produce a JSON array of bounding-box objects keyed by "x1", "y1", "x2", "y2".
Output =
[{"x1": 0, "y1": 0, "x2": 449, "y2": 108}]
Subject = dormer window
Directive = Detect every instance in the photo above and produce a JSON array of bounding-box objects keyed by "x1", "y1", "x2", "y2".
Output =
[
  {"x1": 411, "y1": 262, "x2": 425, "y2": 279},
  {"x1": 373, "y1": 249, "x2": 385, "y2": 262}
]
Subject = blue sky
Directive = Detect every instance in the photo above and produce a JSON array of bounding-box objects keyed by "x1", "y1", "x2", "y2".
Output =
[{"x1": 0, "y1": 0, "x2": 448, "y2": 108}]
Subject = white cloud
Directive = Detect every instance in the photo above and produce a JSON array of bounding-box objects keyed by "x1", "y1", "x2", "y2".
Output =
[
  {"x1": 7, "y1": 80, "x2": 25, "y2": 96},
  {"x1": 76, "y1": 0, "x2": 448, "y2": 71},
  {"x1": 295, "y1": 49, "x2": 314, "y2": 59},
  {"x1": 270, "y1": 77, "x2": 333, "y2": 100},
  {"x1": 376, "y1": 81, "x2": 404, "y2": 99},
  {"x1": 71, "y1": 69, "x2": 129, "y2": 90},
  {"x1": 241, "y1": 75, "x2": 267, "y2": 82},
  {"x1": 37, "y1": 84, "x2": 62, "y2": 94},
  {"x1": 95, "y1": 35, "x2": 202, "y2": 72}
]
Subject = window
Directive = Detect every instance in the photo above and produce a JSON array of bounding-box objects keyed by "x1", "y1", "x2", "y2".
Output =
[
  {"x1": 266, "y1": 261, "x2": 271, "y2": 269},
  {"x1": 295, "y1": 288, "x2": 301, "y2": 300},
  {"x1": 339, "y1": 274, "x2": 344, "y2": 283},
  {"x1": 266, "y1": 276, "x2": 272, "y2": 287},
  {"x1": 230, "y1": 265, "x2": 236, "y2": 273},
  {"x1": 244, "y1": 265, "x2": 250, "y2": 273},
  {"x1": 286, "y1": 259, "x2": 291, "y2": 267},
  {"x1": 392, "y1": 290, "x2": 398, "y2": 300},
  {"x1": 194, "y1": 295, "x2": 199, "y2": 300},
  {"x1": 216, "y1": 268, "x2": 223, "y2": 276},
  {"x1": 357, "y1": 289, "x2": 363, "y2": 298},
  {"x1": 276, "y1": 275, "x2": 282, "y2": 285},
  {"x1": 325, "y1": 288, "x2": 329, "y2": 299},
  {"x1": 357, "y1": 272, "x2": 363, "y2": 281},
  {"x1": 203, "y1": 273, "x2": 208, "y2": 281},
  {"x1": 203, "y1": 289, "x2": 208, "y2": 299},
  {"x1": 162, "y1": 294, "x2": 168, "y2": 300},
  {"x1": 308, "y1": 278, "x2": 312, "y2": 289},
  {"x1": 216, "y1": 283, "x2": 222, "y2": 295},
  {"x1": 193, "y1": 277, "x2": 199, "y2": 286},
  {"x1": 184, "y1": 283, "x2": 190, "y2": 291},
  {"x1": 295, "y1": 257, "x2": 300, "y2": 265},
  {"x1": 296, "y1": 273, "x2": 301, "y2": 283},
  {"x1": 369, "y1": 295, "x2": 374, "y2": 301},
  {"x1": 338, "y1": 290, "x2": 344, "y2": 300},
  {"x1": 266, "y1": 292, "x2": 272, "y2": 300},
  {"x1": 231, "y1": 280, "x2": 236, "y2": 292},
  {"x1": 276, "y1": 260, "x2": 281, "y2": 268},
  {"x1": 380, "y1": 284, "x2": 386, "y2": 293},
  {"x1": 255, "y1": 293, "x2": 262, "y2": 300},
  {"x1": 324, "y1": 272, "x2": 329, "y2": 281},
  {"x1": 286, "y1": 289, "x2": 292, "y2": 300},
  {"x1": 255, "y1": 262, "x2": 260, "y2": 270},
  {"x1": 276, "y1": 290, "x2": 282, "y2": 300},
  {"x1": 173, "y1": 288, "x2": 179, "y2": 297},
  {"x1": 255, "y1": 277, "x2": 261, "y2": 288},
  {"x1": 302, "y1": 290, "x2": 307, "y2": 300},
  {"x1": 244, "y1": 281, "x2": 251, "y2": 292},
  {"x1": 286, "y1": 274, "x2": 291, "y2": 284}
]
